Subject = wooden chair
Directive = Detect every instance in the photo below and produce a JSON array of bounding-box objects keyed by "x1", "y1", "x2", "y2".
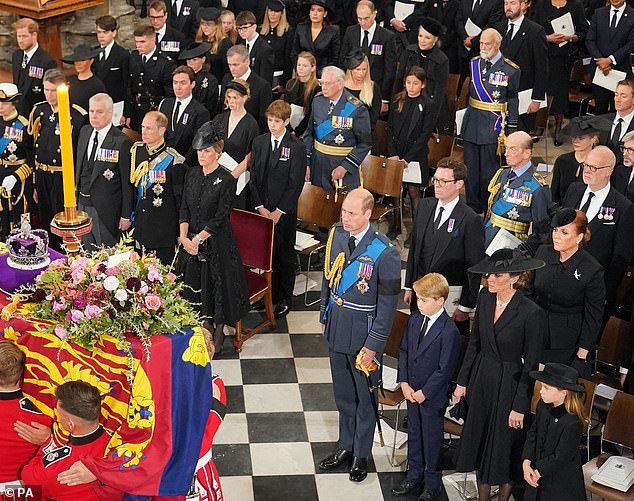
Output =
[
  {"x1": 428, "y1": 134, "x2": 454, "y2": 170},
  {"x1": 379, "y1": 310, "x2": 409, "y2": 466},
  {"x1": 360, "y1": 155, "x2": 405, "y2": 223},
  {"x1": 569, "y1": 61, "x2": 595, "y2": 116},
  {"x1": 122, "y1": 127, "x2": 142, "y2": 143},
  {"x1": 373, "y1": 120, "x2": 389, "y2": 156},
  {"x1": 230, "y1": 209, "x2": 276, "y2": 351},
  {"x1": 531, "y1": 97, "x2": 553, "y2": 162},
  {"x1": 593, "y1": 316, "x2": 631, "y2": 389},
  {"x1": 296, "y1": 183, "x2": 343, "y2": 306},
  {"x1": 583, "y1": 391, "x2": 634, "y2": 500}
]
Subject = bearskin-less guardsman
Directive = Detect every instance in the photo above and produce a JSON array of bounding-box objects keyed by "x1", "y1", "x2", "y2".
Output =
[
  {"x1": 0, "y1": 83, "x2": 34, "y2": 238},
  {"x1": 130, "y1": 111, "x2": 186, "y2": 265},
  {"x1": 28, "y1": 69, "x2": 86, "y2": 248}
]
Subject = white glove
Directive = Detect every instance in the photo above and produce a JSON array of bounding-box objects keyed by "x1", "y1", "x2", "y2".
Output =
[{"x1": 1, "y1": 175, "x2": 17, "y2": 193}]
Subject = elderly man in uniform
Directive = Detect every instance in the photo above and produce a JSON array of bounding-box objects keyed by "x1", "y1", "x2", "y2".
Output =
[
  {"x1": 304, "y1": 66, "x2": 372, "y2": 192},
  {"x1": 0, "y1": 83, "x2": 34, "y2": 238},
  {"x1": 29, "y1": 69, "x2": 86, "y2": 249},
  {"x1": 127, "y1": 24, "x2": 176, "y2": 132},
  {"x1": 318, "y1": 188, "x2": 401, "y2": 482},
  {"x1": 130, "y1": 111, "x2": 186, "y2": 264},
  {"x1": 484, "y1": 131, "x2": 551, "y2": 255},
  {"x1": 461, "y1": 28, "x2": 520, "y2": 214}
]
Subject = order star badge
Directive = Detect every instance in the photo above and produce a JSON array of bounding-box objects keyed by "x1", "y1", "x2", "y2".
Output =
[
  {"x1": 49, "y1": 114, "x2": 56, "y2": 122},
  {"x1": 103, "y1": 169, "x2": 115, "y2": 181},
  {"x1": 152, "y1": 183, "x2": 164, "y2": 195},
  {"x1": 334, "y1": 133, "x2": 345, "y2": 145},
  {"x1": 506, "y1": 207, "x2": 520, "y2": 220},
  {"x1": 153, "y1": 197, "x2": 163, "y2": 207}
]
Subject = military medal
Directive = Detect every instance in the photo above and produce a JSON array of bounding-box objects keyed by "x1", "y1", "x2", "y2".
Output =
[
  {"x1": 153, "y1": 183, "x2": 164, "y2": 195},
  {"x1": 447, "y1": 218, "x2": 455, "y2": 233},
  {"x1": 357, "y1": 261, "x2": 373, "y2": 294},
  {"x1": 7, "y1": 141, "x2": 17, "y2": 154},
  {"x1": 103, "y1": 169, "x2": 115, "y2": 180},
  {"x1": 182, "y1": 113, "x2": 189, "y2": 125},
  {"x1": 49, "y1": 114, "x2": 56, "y2": 122},
  {"x1": 492, "y1": 90, "x2": 501, "y2": 100},
  {"x1": 213, "y1": 177, "x2": 222, "y2": 185},
  {"x1": 597, "y1": 207, "x2": 603, "y2": 219},
  {"x1": 507, "y1": 207, "x2": 520, "y2": 220},
  {"x1": 357, "y1": 278, "x2": 369, "y2": 294},
  {"x1": 54, "y1": 124, "x2": 60, "y2": 135},
  {"x1": 153, "y1": 197, "x2": 163, "y2": 207},
  {"x1": 334, "y1": 134, "x2": 345, "y2": 145}
]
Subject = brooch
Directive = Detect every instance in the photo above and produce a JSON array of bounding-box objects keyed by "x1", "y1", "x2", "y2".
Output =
[
  {"x1": 153, "y1": 197, "x2": 163, "y2": 207},
  {"x1": 201, "y1": 77, "x2": 209, "y2": 89},
  {"x1": 103, "y1": 169, "x2": 114, "y2": 181},
  {"x1": 213, "y1": 177, "x2": 222, "y2": 185},
  {"x1": 573, "y1": 269, "x2": 581, "y2": 280},
  {"x1": 153, "y1": 183, "x2": 164, "y2": 195}
]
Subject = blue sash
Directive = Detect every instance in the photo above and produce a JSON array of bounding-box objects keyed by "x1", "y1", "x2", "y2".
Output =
[
  {"x1": 131, "y1": 153, "x2": 173, "y2": 221},
  {"x1": 314, "y1": 100, "x2": 357, "y2": 141},
  {"x1": 486, "y1": 175, "x2": 541, "y2": 228},
  {"x1": 471, "y1": 58, "x2": 503, "y2": 133},
  {"x1": 0, "y1": 120, "x2": 24, "y2": 156},
  {"x1": 323, "y1": 237, "x2": 388, "y2": 319}
]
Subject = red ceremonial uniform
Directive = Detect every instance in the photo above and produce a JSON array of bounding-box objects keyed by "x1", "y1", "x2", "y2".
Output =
[
  {"x1": 0, "y1": 389, "x2": 52, "y2": 482},
  {"x1": 152, "y1": 375, "x2": 227, "y2": 501},
  {"x1": 21, "y1": 426, "x2": 119, "y2": 501}
]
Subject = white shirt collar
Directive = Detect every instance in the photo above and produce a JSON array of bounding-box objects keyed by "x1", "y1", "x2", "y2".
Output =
[
  {"x1": 24, "y1": 43, "x2": 39, "y2": 61},
  {"x1": 361, "y1": 22, "x2": 377, "y2": 43},
  {"x1": 156, "y1": 25, "x2": 167, "y2": 39},
  {"x1": 423, "y1": 307, "x2": 445, "y2": 334},
  {"x1": 351, "y1": 223, "x2": 371, "y2": 245},
  {"x1": 582, "y1": 182, "x2": 611, "y2": 221},
  {"x1": 94, "y1": 123, "x2": 112, "y2": 137},
  {"x1": 616, "y1": 107, "x2": 634, "y2": 124},
  {"x1": 509, "y1": 14, "x2": 524, "y2": 27},
  {"x1": 176, "y1": 94, "x2": 193, "y2": 110},
  {"x1": 238, "y1": 68, "x2": 252, "y2": 81},
  {"x1": 271, "y1": 130, "x2": 285, "y2": 147},
  {"x1": 436, "y1": 195, "x2": 460, "y2": 217},
  {"x1": 613, "y1": 3, "x2": 626, "y2": 13},
  {"x1": 101, "y1": 40, "x2": 115, "y2": 59},
  {"x1": 246, "y1": 33, "x2": 259, "y2": 45}
]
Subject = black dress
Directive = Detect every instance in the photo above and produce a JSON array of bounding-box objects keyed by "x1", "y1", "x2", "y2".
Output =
[
  {"x1": 533, "y1": 0, "x2": 587, "y2": 114},
  {"x1": 68, "y1": 75, "x2": 106, "y2": 112},
  {"x1": 282, "y1": 79, "x2": 321, "y2": 136},
  {"x1": 346, "y1": 84, "x2": 382, "y2": 128},
  {"x1": 194, "y1": 70, "x2": 220, "y2": 119},
  {"x1": 291, "y1": 22, "x2": 341, "y2": 74},
  {"x1": 456, "y1": 290, "x2": 545, "y2": 485},
  {"x1": 551, "y1": 151, "x2": 585, "y2": 204},
  {"x1": 179, "y1": 165, "x2": 250, "y2": 324},
  {"x1": 261, "y1": 27, "x2": 295, "y2": 88}
]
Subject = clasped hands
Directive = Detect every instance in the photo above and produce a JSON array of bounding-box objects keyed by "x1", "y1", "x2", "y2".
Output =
[{"x1": 401, "y1": 382, "x2": 426, "y2": 404}]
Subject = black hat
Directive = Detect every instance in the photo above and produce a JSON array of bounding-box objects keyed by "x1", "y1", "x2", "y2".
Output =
[
  {"x1": 468, "y1": 248, "x2": 545, "y2": 274},
  {"x1": 267, "y1": 0, "x2": 286, "y2": 11},
  {"x1": 344, "y1": 50, "x2": 367, "y2": 70},
  {"x1": 561, "y1": 115, "x2": 611, "y2": 139},
  {"x1": 179, "y1": 42, "x2": 211, "y2": 61},
  {"x1": 419, "y1": 16, "x2": 446, "y2": 37},
  {"x1": 192, "y1": 119, "x2": 225, "y2": 150},
  {"x1": 199, "y1": 7, "x2": 221, "y2": 21},
  {"x1": 530, "y1": 363, "x2": 586, "y2": 393},
  {"x1": 0, "y1": 83, "x2": 21, "y2": 103},
  {"x1": 62, "y1": 44, "x2": 101, "y2": 63},
  {"x1": 302, "y1": 0, "x2": 334, "y2": 17},
  {"x1": 550, "y1": 207, "x2": 578, "y2": 228}
]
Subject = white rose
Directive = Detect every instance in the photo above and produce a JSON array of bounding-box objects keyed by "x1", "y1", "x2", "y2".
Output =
[
  {"x1": 114, "y1": 289, "x2": 128, "y2": 302},
  {"x1": 103, "y1": 276, "x2": 120, "y2": 291}
]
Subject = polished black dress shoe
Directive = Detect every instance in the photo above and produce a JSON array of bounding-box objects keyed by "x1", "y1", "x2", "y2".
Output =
[
  {"x1": 392, "y1": 479, "x2": 424, "y2": 496},
  {"x1": 349, "y1": 457, "x2": 368, "y2": 482},
  {"x1": 418, "y1": 486, "x2": 442, "y2": 500},
  {"x1": 319, "y1": 449, "x2": 352, "y2": 470},
  {"x1": 274, "y1": 302, "x2": 290, "y2": 318},
  {"x1": 251, "y1": 299, "x2": 266, "y2": 312}
]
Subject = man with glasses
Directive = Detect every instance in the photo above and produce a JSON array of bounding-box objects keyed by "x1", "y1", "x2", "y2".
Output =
[
  {"x1": 484, "y1": 131, "x2": 551, "y2": 255},
  {"x1": 402, "y1": 158, "x2": 484, "y2": 341},
  {"x1": 612, "y1": 131, "x2": 634, "y2": 202},
  {"x1": 236, "y1": 10, "x2": 274, "y2": 86},
  {"x1": 563, "y1": 145, "x2": 634, "y2": 318},
  {"x1": 148, "y1": 0, "x2": 185, "y2": 60},
  {"x1": 304, "y1": 65, "x2": 371, "y2": 191}
]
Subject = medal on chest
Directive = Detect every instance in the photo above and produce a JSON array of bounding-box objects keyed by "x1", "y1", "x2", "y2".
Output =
[{"x1": 357, "y1": 259, "x2": 374, "y2": 294}]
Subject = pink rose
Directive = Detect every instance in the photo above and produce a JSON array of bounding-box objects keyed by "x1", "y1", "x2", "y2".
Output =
[
  {"x1": 144, "y1": 294, "x2": 162, "y2": 311},
  {"x1": 105, "y1": 266, "x2": 121, "y2": 276},
  {"x1": 84, "y1": 304, "x2": 103, "y2": 319},
  {"x1": 103, "y1": 276, "x2": 120, "y2": 291},
  {"x1": 69, "y1": 309, "x2": 84, "y2": 322},
  {"x1": 54, "y1": 325, "x2": 68, "y2": 340},
  {"x1": 52, "y1": 297, "x2": 66, "y2": 312},
  {"x1": 166, "y1": 272, "x2": 176, "y2": 282},
  {"x1": 139, "y1": 281, "x2": 149, "y2": 294},
  {"x1": 147, "y1": 266, "x2": 163, "y2": 283},
  {"x1": 71, "y1": 269, "x2": 85, "y2": 285},
  {"x1": 130, "y1": 252, "x2": 140, "y2": 262},
  {"x1": 69, "y1": 256, "x2": 89, "y2": 272}
]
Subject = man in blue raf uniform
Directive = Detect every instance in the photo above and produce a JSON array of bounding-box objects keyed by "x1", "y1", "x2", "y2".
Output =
[
  {"x1": 461, "y1": 28, "x2": 520, "y2": 214},
  {"x1": 484, "y1": 131, "x2": 552, "y2": 255},
  {"x1": 318, "y1": 188, "x2": 401, "y2": 482},
  {"x1": 304, "y1": 66, "x2": 372, "y2": 192}
]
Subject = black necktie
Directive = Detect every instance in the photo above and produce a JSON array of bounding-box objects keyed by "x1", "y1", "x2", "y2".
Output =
[
  {"x1": 328, "y1": 101, "x2": 334, "y2": 114},
  {"x1": 273, "y1": 139, "x2": 279, "y2": 152},
  {"x1": 505, "y1": 23, "x2": 514, "y2": 43},
  {"x1": 143, "y1": 55, "x2": 148, "y2": 64},
  {"x1": 173, "y1": 0, "x2": 178, "y2": 15},
  {"x1": 610, "y1": 9, "x2": 618, "y2": 32},
  {"x1": 362, "y1": 30, "x2": 370, "y2": 53},
  {"x1": 418, "y1": 315, "x2": 430, "y2": 348},
  {"x1": 579, "y1": 191, "x2": 595, "y2": 214},
  {"x1": 434, "y1": 206, "x2": 445, "y2": 230},
  {"x1": 483, "y1": 60, "x2": 492, "y2": 74},
  {"x1": 612, "y1": 118, "x2": 623, "y2": 148},
  {"x1": 348, "y1": 235, "x2": 356, "y2": 254},
  {"x1": 172, "y1": 101, "x2": 181, "y2": 131},
  {"x1": 88, "y1": 132, "x2": 99, "y2": 167},
  {"x1": 507, "y1": 170, "x2": 518, "y2": 184}
]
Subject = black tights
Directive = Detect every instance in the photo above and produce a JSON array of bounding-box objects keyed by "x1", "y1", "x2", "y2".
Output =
[
  {"x1": 477, "y1": 477, "x2": 513, "y2": 501},
  {"x1": 212, "y1": 322, "x2": 225, "y2": 353}
]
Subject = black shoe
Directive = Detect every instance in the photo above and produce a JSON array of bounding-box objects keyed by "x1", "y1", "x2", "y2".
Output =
[
  {"x1": 418, "y1": 487, "x2": 442, "y2": 500},
  {"x1": 251, "y1": 300, "x2": 265, "y2": 312},
  {"x1": 404, "y1": 235, "x2": 412, "y2": 248},
  {"x1": 319, "y1": 449, "x2": 352, "y2": 471},
  {"x1": 349, "y1": 457, "x2": 368, "y2": 482},
  {"x1": 553, "y1": 135, "x2": 563, "y2": 147},
  {"x1": 392, "y1": 479, "x2": 424, "y2": 496},
  {"x1": 274, "y1": 302, "x2": 290, "y2": 318}
]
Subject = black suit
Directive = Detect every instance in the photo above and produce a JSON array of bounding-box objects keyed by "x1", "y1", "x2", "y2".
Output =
[
  {"x1": 405, "y1": 197, "x2": 485, "y2": 312},
  {"x1": 92, "y1": 43, "x2": 130, "y2": 106},
  {"x1": 168, "y1": 0, "x2": 200, "y2": 45},
  {"x1": 495, "y1": 16, "x2": 549, "y2": 132},
  {"x1": 249, "y1": 132, "x2": 306, "y2": 303},
  {"x1": 455, "y1": 0, "x2": 505, "y2": 74},
  {"x1": 611, "y1": 164, "x2": 634, "y2": 202},
  {"x1": 428, "y1": 0, "x2": 461, "y2": 73},
  {"x1": 340, "y1": 24, "x2": 398, "y2": 100},
  {"x1": 586, "y1": 5, "x2": 634, "y2": 113},
  {"x1": 220, "y1": 71, "x2": 273, "y2": 132},
  {"x1": 159, "y1": 96, "x2": 211, "y2": 165},
  {"x1": 75, "y1": 125, "x2": 134, "y2": 247},
  {"x1": 11, "y1": 47, "x2": 57, "y2": 117},
  {"x1": 244, "y1": 36, "x2": 275, "y2": 86},
  {"x1": 563, "y1": 182, "x2": 634, "y2": 314},
  {"x1": 156, "y1": 27, "x2": 186, "y2": 60},
  {"x1": 602, "y1": 112, "x2": 634, "y2": 164},
  {"x1": 291, "y1": 22, "x2": 341, "y2": 74}
]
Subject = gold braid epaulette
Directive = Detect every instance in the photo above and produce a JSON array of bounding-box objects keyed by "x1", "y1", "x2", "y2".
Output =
[
  {"x1": 130, "y1": 144, "x2": 149, "y2": 186},
  {"x1": 323, "y1": 226, "x2": 346, "y2": 291},
  {"x1": 487, "y1": 167, "x2": 506, "y2": 216}
]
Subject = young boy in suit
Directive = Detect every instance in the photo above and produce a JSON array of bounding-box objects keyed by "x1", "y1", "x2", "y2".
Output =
[{"x1": 394, "y1": 273, "x2": 460, "y2": 500}]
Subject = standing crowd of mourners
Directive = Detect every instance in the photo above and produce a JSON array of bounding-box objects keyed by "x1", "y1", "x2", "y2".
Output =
[{"x1": 5, "y1": 0, "x2": 634, "y2": 499}]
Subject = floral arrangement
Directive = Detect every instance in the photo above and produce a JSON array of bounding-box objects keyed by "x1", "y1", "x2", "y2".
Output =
[{"x1": 29, "y1": 248, "x2": 200, "y2": 366}]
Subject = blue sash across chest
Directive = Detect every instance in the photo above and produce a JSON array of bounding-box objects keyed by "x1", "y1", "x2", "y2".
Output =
[
  {"x1": 0, "y1": 120, "x2": 24, "y2": 156},
  {"x1": 471, "y1": 58, "x2": 504, "y2": 133},
  {"x1": 132, "y1": 153, "x2": 173, "y2": 220},
  {"x1": 486, "y1": 175, "x2": 541, "y2": 226},
  {"x1": 314, "y1": 100, "x2": 357, "y2": 141}
]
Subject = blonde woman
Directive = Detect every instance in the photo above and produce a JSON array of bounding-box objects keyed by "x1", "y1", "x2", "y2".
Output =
[
  {"x1": 196, "y1": 7, "x2": 233, "y2": 83},
  {"x1": 260, "y1": 0, "x2": 295, "y2": 91},
  {"x1": 220, "y1": 9, "x2": 238, "y2": 44},
  {"x1": 343, "y1": 50, "x2": 381, "y2": 127},
  {"x1": 283, "y1": 51, "x2": 320, "y2": 136}
]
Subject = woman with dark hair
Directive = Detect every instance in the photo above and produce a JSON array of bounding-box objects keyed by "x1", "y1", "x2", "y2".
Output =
[
  {"x1": 261, "y1": 0, "x2": 295, "y2": 92},
  {"x1": 63, "y1": 45, "x2": 106, "y2": 112},
  {"x1": 180, "y1": 42, "x2": 220, "y2": 118},
  {"x1": 453, "y1": 249, "x2": 546, "y2": 501},
  {"x1": 283, "y1": 51, "x2": 320, "y2": 136},
  {"x1": 179, "y1": 120, "x2": 250, "y2": 355},
  {"x1": 387, "y1": 65, "x2": 436, "y2": 228},
  {"x1": 291, "y1": 0, "x2": 341, "y2": 74},
  {"x1": 343, "y1": 51, "x2": 381, "y2": 128},
  {"x1": 197, "y1": 7, "x2": 233, "y2": 83},
  {"x1": 528, "y1": 208, "x2": 605, "y2": 378}
]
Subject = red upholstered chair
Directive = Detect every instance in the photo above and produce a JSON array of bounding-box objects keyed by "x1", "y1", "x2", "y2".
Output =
[{"x1": 230, "y1": 209, "x2": 276, "y2": 351}]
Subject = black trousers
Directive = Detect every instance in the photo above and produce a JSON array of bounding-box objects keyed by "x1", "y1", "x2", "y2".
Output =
[
  {"x1": 272, "y1": 213, "x2": 297, "y2": 304},
  {"x1": 463, "y1": 141, "x2": 499, "y2": 214},
  {"x1": 36, "y1": 170, "x2": 64, "y2": 250},
  {"x1": 593, "y1": 84, "x2": 615, "y2": 115},
  {"x1": 406, "y1": 402, "x2": 444, "y2": 490}
]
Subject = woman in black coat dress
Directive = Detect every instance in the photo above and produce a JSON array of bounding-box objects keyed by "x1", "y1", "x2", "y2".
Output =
[
  {"x1": 197, "y1": 7, "x2": 234, "y2": 83},
  {"x1": 522, "y1": 363, "x2": 587, "y2": 501},
  {"x1": 180, "y1": 42, "x2": 220, "y2": 118},
  {"x1": 453, "y1": 249, "x2": 546, "y2": 501},
  {"x1": 343, "y1": 51, "x2": 382, "y2": 128},
  {"x1": 528, "y1": 208, "x2": 605, "y2": 378},
  {"x1": 179, "y1": 120, "x2": 250, "y2": 355},
  {"x1": 291, "y1": 0, "x2": 341, "y2": 74},
  {"x1": 260, "y1": 0, "x2": 295, "y2": 92}
]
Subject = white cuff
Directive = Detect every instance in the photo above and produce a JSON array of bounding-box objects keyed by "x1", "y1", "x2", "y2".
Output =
[
  {"x1": 609, "y1": 55, "x2": 617, "y2": 66},
  {"x1": 620, "y1": 367, "x2": 629, "y2": 375},
  {"x1": 457, "y1": 305, "x2": 474, "y2": 313}
]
